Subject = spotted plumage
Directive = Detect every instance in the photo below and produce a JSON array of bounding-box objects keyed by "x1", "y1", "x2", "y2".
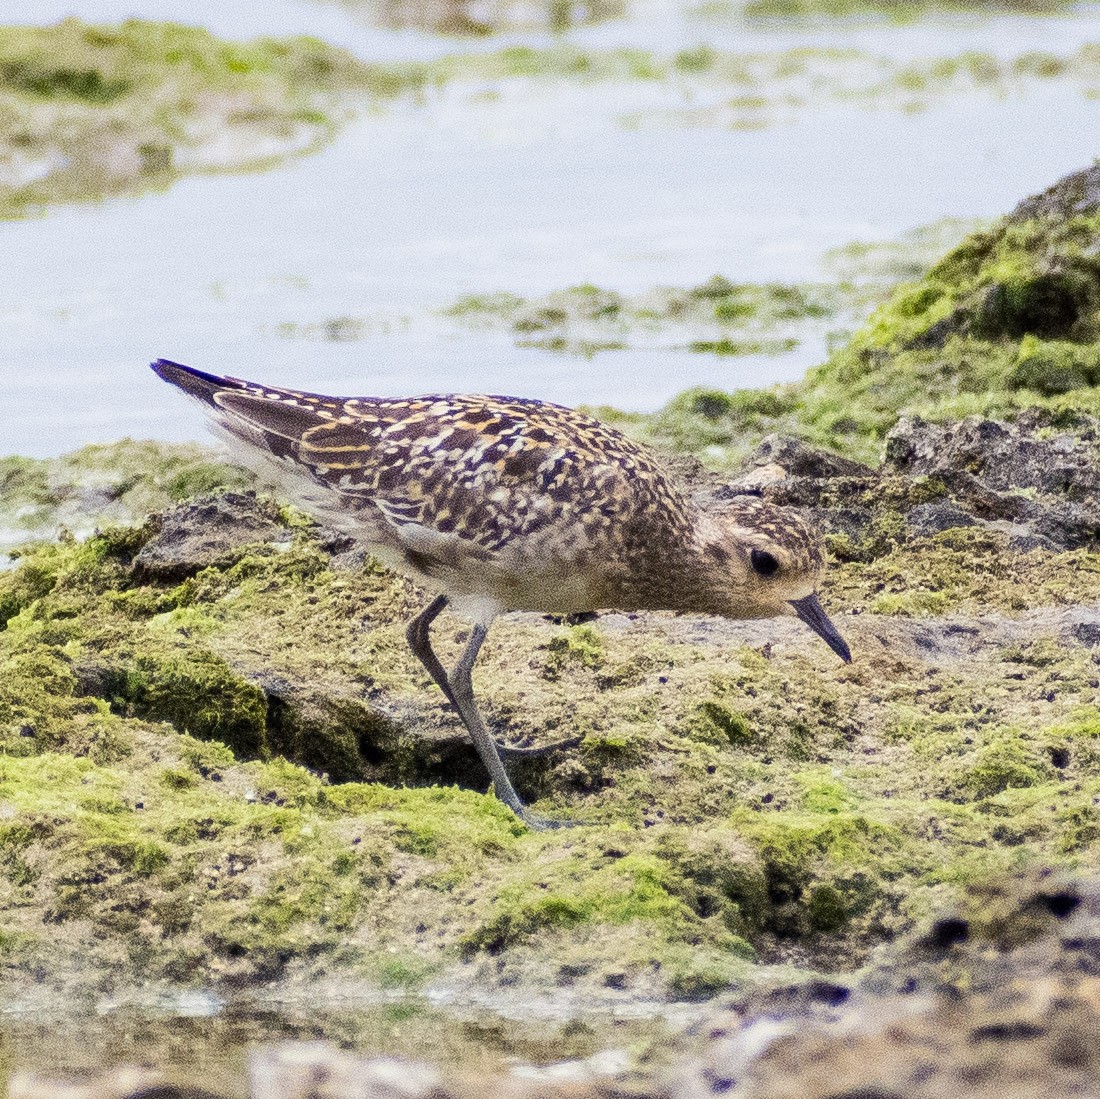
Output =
[{"x1": 153, "y1": 358, "x2": 850, "y2": 830}]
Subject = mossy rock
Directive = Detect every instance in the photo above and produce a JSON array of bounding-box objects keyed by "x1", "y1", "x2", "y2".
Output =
[
  {"x1": 99, "y1": 649, "x2": 270, "y2": 758},
  {"x1": 0, "y1": 19, "x2": 403, "y2": 217},
  {"x1": 628, "y1": 163, "x2": 1100, "y2": 468}
]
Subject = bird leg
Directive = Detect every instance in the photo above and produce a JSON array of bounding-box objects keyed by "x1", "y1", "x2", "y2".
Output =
[
  {"x1": 406, "y1": 598, "x2": 580, "y2": 762},
  {"x1": 498, "y1": 736, "x2": 582, "y2": 759},
  {"x1": 448, "y1": 622, "x2": 573, "y2": 831},
  {"x1": 406, "y1": 594, "x2": 459, "y2": 709}
]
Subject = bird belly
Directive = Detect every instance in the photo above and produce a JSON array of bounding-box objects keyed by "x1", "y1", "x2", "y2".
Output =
[{"x1": 438, "y1": 558, "x2": 607, "y2": 616}]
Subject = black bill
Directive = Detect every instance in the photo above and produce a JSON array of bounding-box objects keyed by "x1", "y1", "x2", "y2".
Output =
[{"x1": 790, "y1": 593, "x2": 852, "y2": 663}]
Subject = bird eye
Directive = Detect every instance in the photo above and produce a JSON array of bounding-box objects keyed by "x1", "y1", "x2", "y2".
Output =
[{"x1": 751, "y1": 549, "x2": 780, "y2": 577}]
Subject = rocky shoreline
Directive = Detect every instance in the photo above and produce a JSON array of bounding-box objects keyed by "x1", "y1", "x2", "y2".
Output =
[{"x1": 4, "y1": 164, "x2": 1100, "y2": 1095}]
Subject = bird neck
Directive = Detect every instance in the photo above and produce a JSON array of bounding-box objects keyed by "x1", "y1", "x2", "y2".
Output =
[{"x1": 608, "y1": 506, "x2": 750, "y2": 617}]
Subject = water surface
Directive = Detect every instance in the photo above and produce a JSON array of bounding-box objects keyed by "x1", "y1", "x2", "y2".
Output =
[{"x1": 1, "y1": 5, "x2": 1098, "y2": 453}]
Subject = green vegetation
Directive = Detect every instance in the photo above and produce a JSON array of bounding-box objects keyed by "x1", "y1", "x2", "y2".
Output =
[
  {"x1": 443, "y1": 278, "x2": 843, "y2": 357},
  {"x1": 7, "y1": 21, "x2": 1100, "y2": 217},
  {"x1": 449, "y1": 278, "x2": 839, "y2": 329},
  {"x1": 434, "y1": 223, "x2": 980, "y2": 361},
  {"x1": 409, "y1": 42, "x2": 1100, "y2": 107},
  {"x1": 0, "y1": 18, "x2": 411, "y2": 216},
  {"x1": 822, "y1": 218, "x2": 983, "y2": 288},
  {"x1": 1, "y1": 453, "x2": 1099, "y2": 996},
  {"x1": 0, "y1": 439, "x2": 248, "y2": 555},
  {"x1": 335, "y1": 0, "x2": 626, "y2": 37}
]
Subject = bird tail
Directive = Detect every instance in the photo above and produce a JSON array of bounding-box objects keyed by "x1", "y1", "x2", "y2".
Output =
[
  {"x1": 150, "y1": 359, "x2": 250, "y2": 409},
  {"x1": 150, "y1": 358, "x2": 359, "y2": 468}
]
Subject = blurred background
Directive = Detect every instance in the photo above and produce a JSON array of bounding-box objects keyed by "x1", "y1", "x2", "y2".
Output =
[{"x1": 2, "y1": 0, "x2": 1099, "y2": 457}]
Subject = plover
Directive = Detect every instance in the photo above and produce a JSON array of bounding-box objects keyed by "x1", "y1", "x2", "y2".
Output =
[{"x1": 152, "y1": 359, "x2": 851, "y2": 829}]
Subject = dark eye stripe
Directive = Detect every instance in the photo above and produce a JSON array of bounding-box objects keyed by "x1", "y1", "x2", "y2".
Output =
[{"x1": 751, "y1": 549, "x2": 780, "y2": 577}]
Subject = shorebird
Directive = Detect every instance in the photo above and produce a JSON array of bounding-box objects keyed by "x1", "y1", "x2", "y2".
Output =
[{"x1": 152, "y1": 359, "x2": 851, "y2": 829}]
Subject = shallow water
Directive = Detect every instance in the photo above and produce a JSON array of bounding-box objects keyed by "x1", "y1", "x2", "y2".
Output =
[
  {"x1": 0, "y1": 989, "x2": 688, "y2": 1091},
  {"x1": 4, "y1": 75, "x2": 1099, "y2": 457},
  {"x1": 10, "y1": 0, "x2": 1100, "y2": 59},
  {"x1": 6, "y1": 2, "x2": 1100, "y2": 455},
  {"x1": 3, "y1": 3, "x2": 1100, "y2": 456}
]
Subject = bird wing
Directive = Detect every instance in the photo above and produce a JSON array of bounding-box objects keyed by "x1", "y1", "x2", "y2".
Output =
[
  {"x1": 155, "y1": 361, "x2": 689, "y2": 578},
  {"x1": 210, "y1": 388, "x2": 633, "y2": 564},
  {"x1": 208, "y1": 389, "x2": 506, "y2": 573}
]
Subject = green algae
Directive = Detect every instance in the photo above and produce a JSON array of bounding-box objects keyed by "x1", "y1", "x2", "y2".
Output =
[
  {"x1": 10, "y1": 23, "x2": 1100, "y2": 220},
  {"x1": 447, "y1": 279, "x2": 840, "y2": 332},
  {"x1": 3, "y1": 484, "x2": 1100, "y2": 998},
  {"x1": 333, "y1": 0, "x2": 625, "y2": 36},
  {"x1": 629, "y1": 178, "x2": 1100, "y2": 468},
  {"x1": 421, "y1": 42, "x2": 1100, "y2": 108},
  {"x1": 832, "y1": 529, "x2": 1100, "y2": 615},
  {"x1": 542, "y1": 624, "x2": 606, "y2": 679},
  {"x1": 0, "y1": 19, "x2": 400, "y2": 217},
  {"x1": 0, "y1": 439, "x2": 248, "y2": 556},
  {"x1": 439, "y1": 278, "x2": 841, "y2": 358},
  {"x1": 822, "y1": 218, "x2": 983, "y2": 290},
  {"x1": 682, "y1": 700, "x2": 755, "y2": 747},
  {"x1": 108, "y1": 649, "x2": 270, "y2": 758}
]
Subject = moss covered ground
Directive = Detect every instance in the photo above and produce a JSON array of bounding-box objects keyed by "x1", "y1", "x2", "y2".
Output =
[
  {"x1": 0, "y1": 439, "x2": 249, "y2": 555},
  {"x1": 1, "y1": 444, "x2": 1099, "y2": 1002},
  {"x1": 0, "y1": 19, "x2": 415, "y2": 217}
]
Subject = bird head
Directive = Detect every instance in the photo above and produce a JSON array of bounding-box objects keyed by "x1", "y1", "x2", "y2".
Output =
[{"x1": 700, "y1": 495, "x2": 851, "y2": 662}]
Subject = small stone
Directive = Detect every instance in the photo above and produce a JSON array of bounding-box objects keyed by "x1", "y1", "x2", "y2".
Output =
[
  {"x1": 905, "y1": 501, "x2": 977, "y2": 537},
  {"x1": 133, "y1": 492, "x2": 291, "y2": 581},
  {"x1": 741, "y1": 435, "x2": 876, "y2": 480},
  {"x1": 1006, "y1": 530, "x2": 1059, "y2": 553}
]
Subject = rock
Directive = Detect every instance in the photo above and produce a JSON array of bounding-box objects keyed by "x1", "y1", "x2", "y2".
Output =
[
  {"x1": 906, "y1": 501, "x2": 977, "y2": 537},
  {"x1": 1008, "y1": 162, "x2": 1100, "y2": 223},
  {"x1": 673, "y1": 873, "x2": 1100, "y2": 1099},
  {"x1": 998, "y1": 525, "x2": 1060, "y2": 553},
  {"x1": 880, "y1": 415, "x2": 1100, "y2": 550},
  {"x1": 1072, "y1": 623, "x2": 1100, "y2": 648},
  {"x1": 739, "y1": 435, "x2": 877, "y2": 480},
  {"x1": 884, "y1": 415, "x2": 1100, "y2": 498},
  {"x1": 133, "y1": 492, "x2": 291, "y2": 580},
  {"x1": 250, "y1": 1045, "x2": 446, "y2": 1099},
  {"x1": 714, "y1": 419, "x2": 1100, "y2": 554},
  {"x1": 725, "y1": 462, "x2": 788, "y2": 492}
]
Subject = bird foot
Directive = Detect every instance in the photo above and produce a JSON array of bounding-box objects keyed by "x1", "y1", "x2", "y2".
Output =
[
  {"x1": 517, "y1": 806, "x2": 585, "y2": 831},
  {"x1": 496, "y1": 735, "x2": 583, "y2": 759},
  {"x1": 543, "y1": 611, "x2": 600, "y2": 626}
]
